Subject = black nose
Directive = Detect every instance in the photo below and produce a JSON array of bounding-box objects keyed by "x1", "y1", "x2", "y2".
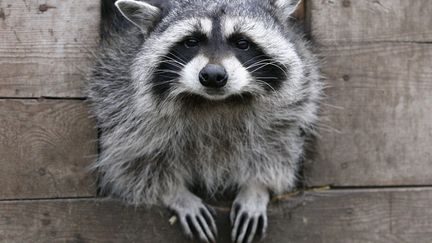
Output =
[{"x1": 199, "y1": 64, "x2": 228, "y2": 88}]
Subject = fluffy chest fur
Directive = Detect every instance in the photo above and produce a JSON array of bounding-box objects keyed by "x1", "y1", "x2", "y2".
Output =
[{"x1": 116, "y1": 96, "x2": 303, "y2": 192}]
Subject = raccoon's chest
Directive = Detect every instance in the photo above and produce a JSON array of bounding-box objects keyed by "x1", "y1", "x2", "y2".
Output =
[
  {"x1": 151, "y1": 104, "x2": 270, "y2": 167},
  {"x1": 177, "y1": 124, "x2": 247, "y2": 189},
  {"x1": 178, "y1": 123, "x2": 246, "y2": 163},
  {"x1": 161, "y1": 110, "x2": 252, "y2": 161}
]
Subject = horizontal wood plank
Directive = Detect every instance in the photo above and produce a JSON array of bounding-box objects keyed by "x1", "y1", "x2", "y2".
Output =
[
  {"x1": 1, "y1": 188, "x2": 432, "y2": 242},
  {"x1": 308, "y1": 0, "x2": 432, "y2": 44},
  {"x1": 0, "y1": 100, "x2": 97, "y2": 199},
  {"x1": 0, "y1": 0, "x2": 100, "y2": 98},
  {"x1": 305, "y1": 42, "x2": 432, "y2": 186}
]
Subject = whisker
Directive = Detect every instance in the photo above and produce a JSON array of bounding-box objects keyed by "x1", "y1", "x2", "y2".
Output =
[
  {"x1": 242, "y1": 55, "x2": 269, "y2": 66},
  {"x1": 249, "y1": 62, "x2": 289, "y2": 77},
  {"x1": 245, "y1": 59, "x2": 277, "y2": 69},
  {"x1": 170, "y1": 50, "x2": 188, "y2": 63},
  {"x1": 154, "y1": 74, "x2": 178, "y2": 80},
  {"x1": 255, "y1": 77, "x2": 279, "y2": 80},
  {"x1": 167, "y1": 51, "x2": 187, "y2": 63},
  {"x1": 152, "y1": 79, "x2": 178, "y2": 88},
  {"x1": 247, "y1": 59, "x2": 290, "y2": 75},
  {"x1": 255, "y1": 79, "x2": 277, "y2": 93},
  {"x1": 161, "y1": 57, "x2": 185, "y2": 68},
  {"x1": 154, "y1": 69, "x2": 182, "y2": 76}
]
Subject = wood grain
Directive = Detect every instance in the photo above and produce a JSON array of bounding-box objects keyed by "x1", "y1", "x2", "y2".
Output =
[
  {"x1": 308, "y1": 0, "x2": 432, "y2": 44},
  {"x1": 305, "y1": 42, "x2": 432, "y2": 186},
  {"x1": 0, "y1": 100, "x2": 97, "y2": 199},
  {"x1": 0, "y1": 0, "x2": 100, "y2": 98},
  {"x1": 1, "y1": 188, "x2": 432, "y2": 242}
]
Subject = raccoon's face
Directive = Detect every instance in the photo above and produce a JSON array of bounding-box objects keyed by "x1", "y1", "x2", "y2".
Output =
[{"x1": 116, "y1": 0, "x2": 303, "y2": 102}]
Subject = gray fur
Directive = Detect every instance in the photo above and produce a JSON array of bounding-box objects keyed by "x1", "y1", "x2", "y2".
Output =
[{"x1": 87, "y1": 0, "x2": 322, "y2": 241}]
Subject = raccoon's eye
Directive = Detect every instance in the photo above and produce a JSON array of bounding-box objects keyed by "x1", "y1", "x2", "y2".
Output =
[
  {"x1": 235, "y1": 39, "x2": 250, "y2": 50},
  {"x1": 184, "y1": 38, "x2": 200, "y2": 48}
]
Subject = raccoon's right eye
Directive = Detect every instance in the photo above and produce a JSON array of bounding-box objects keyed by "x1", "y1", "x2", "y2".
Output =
[
  {"x1": 184, "y1": 38, "x2": 200, "y2": 48},
  {"x1": 235, "y1": 39, "x2": 250, "y2": 50}
]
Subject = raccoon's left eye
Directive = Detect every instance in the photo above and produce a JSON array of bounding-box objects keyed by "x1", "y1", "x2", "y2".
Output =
[
  {"x1": 235, "y1": 39, "x2": 250, "y2": 50},
  {"x1": 184, "y1": 38, "x2": 200, "y2": 48}
]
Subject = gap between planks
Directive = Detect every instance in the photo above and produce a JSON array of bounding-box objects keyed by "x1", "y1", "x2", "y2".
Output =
[{"x1": 2, "y1": 186, "x2": 432, "y2": 203}]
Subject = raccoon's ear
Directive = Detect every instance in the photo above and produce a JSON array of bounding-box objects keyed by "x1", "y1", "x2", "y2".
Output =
[
  {"x1": 115, "y1": 0, "x2": 162, "y2": 34},
  {"x1": 269, "y1": 0, "x2": 302, "y2": 22}
]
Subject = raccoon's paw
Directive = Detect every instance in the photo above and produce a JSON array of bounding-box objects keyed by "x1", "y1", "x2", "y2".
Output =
[
  {"x1": 230, "y1": 186, "x2": 269, "y2": 243},
  {"x1": 167, "y1": 193, "x2": 217, "y2": 243}
]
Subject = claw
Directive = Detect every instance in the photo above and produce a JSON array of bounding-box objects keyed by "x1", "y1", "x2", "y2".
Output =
[
  {"x1": 258, "y1": 215, "x2": 268, "y2": 240},
  {"x1": 180, "y1": 216, "x2": 193, "y2": 240},
  {"x1": 235, "y1": 215, "x2": 250, "y2": 243},
  {"x1": 187, "y1": 215, "x2": 209, "y2": 242},
  {"x1": 246, "y1": 217, "x2": 258, "y2": 243},
  {"x1": 163, "y1": 189, "x2": 218, "y2": 243},
  {"x1": 201, "y1": 207, "x2": 218, "y2": 237},
  {"x1": 230, "y1": 183, "x2": 270, "y2": 243},
  {"x1": 197, "y1": 214, "x2": 216, "y2": 243},
  {"x1": 232, "y1": 212, "x2": 247, "y2": 242}
]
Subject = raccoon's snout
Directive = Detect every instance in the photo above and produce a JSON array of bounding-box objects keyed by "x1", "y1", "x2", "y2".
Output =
[{"x1": 199, "y1": 64, "x2": 228, "y2": 88}]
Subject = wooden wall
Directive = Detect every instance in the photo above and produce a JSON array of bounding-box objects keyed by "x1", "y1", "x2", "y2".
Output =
[
  {"x1": 1, "y1": 0, "x2": 431, "y2": 242},
  {"x1": 304, "y1": 0, "x2": 432, "y2": 188}
]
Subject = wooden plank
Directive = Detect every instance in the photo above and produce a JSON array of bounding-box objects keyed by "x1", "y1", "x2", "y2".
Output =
[
  {"x1": 1, "y1": 188, "x2": 432, "y2": 242},
  {"x1": 0, "y1": 0, "x2": 100, "y2": 98},
  {"x1": 308, "y1": 0, "x2": 432, "y2": 44},
  {"x1": 0, "y1": 100, "x2": 97, "y2": 199},
  {"x1": 305, "y1": 42, "x2": 432, "y2": 186}
]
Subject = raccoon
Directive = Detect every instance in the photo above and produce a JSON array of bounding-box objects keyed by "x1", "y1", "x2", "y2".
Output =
[{"x1": 87, "y1": 0, "x2": 322, "y2": 242}]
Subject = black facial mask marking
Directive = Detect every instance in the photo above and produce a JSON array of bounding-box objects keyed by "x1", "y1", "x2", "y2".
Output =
[
  {"x1": 228, "y1": 34, "x2": 287, "y2": 91},
  {"x1": 152, "y1": 29, "x2": 287, "y2": 97},
  {"x1": 152, "y1": 32, "x2": 206, "y2": 96}
]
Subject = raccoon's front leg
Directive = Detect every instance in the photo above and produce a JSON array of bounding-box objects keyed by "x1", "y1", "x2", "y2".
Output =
[
  {"x1": 162, "y1": 186, "x2": 217, "y2": 243},
  {"x1": 231, "y1": 183, "x2": 269, "y2": 243}
]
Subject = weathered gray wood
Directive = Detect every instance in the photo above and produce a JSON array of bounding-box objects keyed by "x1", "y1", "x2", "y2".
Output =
[
  {"x1": 305, "y1": 42, "x2": 432, "y2": 186},
  {"x1": 0, "y1": 100, "x2": 97, "y2": 199},
  {"x1": 1, "y1": 188, "x2": 432, "y2": 242},
  {"x1": 308, "y1": 0, "x2": 432, "y2": 44},
  {"x1": 0, "y1": 0, "x2": 100, "y2": 98}
]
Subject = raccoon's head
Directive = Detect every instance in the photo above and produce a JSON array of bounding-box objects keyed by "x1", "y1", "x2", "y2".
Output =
[{"x1": 115, "y1": 0, "x2": 304, "y2": 102}]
